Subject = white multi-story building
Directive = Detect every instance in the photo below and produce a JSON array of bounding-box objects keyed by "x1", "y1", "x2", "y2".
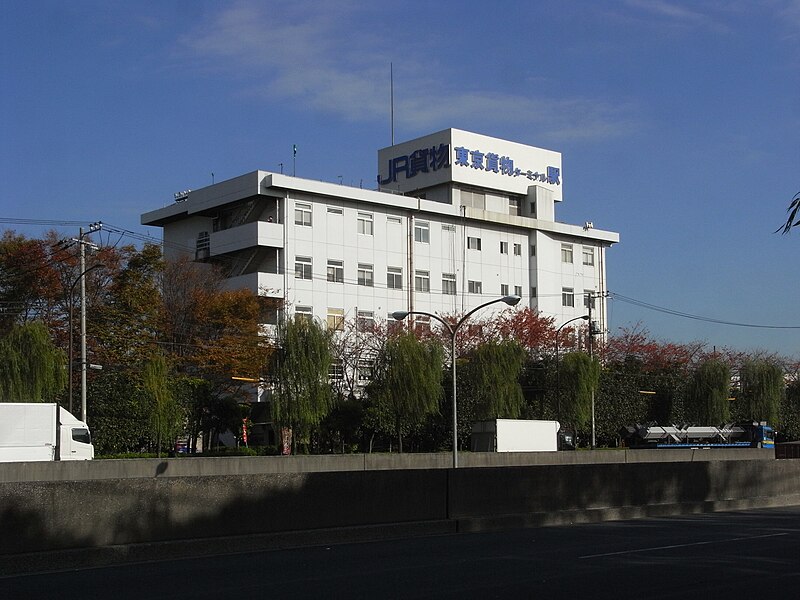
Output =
[{"x1": 141, "y1": 128, "x2": 619, "y2": 334}]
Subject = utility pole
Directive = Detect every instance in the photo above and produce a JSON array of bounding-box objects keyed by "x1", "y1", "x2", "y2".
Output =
[
  {"x1": 71, "y1": 223, "x2": 101, "y2": 423},
  {"x1": 587, "y1": 291, "x2": 604, "y2": 449}
]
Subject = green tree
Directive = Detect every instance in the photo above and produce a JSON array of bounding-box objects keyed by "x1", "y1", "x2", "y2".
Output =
[
  {"x1": 142, "y1": 354, "x2": 183, "y2": 457},
  {"x1": 88, "y1": 370, "x2": 150, "y2": 455},
  {"x1": 781, "y1": 380, "x2": 800, "y2": 441},
  {"x1": 686, "y1": 358, "x2": 731, "y2": 424},
  {"x1": 269, "y1": 316, "x2": 333, "y2": 453},
  {"x1": 367, "y1": 333, "x2": 444, "y2": 452},
  {"x1": 461, "y1": 339, "x2": 525, "y2": 419},
  {"x1": 0, "y1": 321, "x2": 66, "y2": 402},
  {"x1": 559, "y1": 351, "x2": 600, "y2": 430},
  {"x1": 739, "y1": 359, "x2": 784, "y2": 424}
]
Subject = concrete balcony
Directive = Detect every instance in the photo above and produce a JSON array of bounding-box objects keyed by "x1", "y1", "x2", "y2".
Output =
[
  {"x1": 210, "y1": 221, "x2": 284, "y2": 257},
  {"x1": 225, "y1": 271, "x2": 285, "y2": 298}
]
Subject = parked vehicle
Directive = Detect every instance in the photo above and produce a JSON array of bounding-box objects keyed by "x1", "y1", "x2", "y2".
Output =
[
  {"x1": 471, "y1": 419, "x2": 564, "y2": 452},
  {"x1": 620, "y1": 422, "x2": 775, "y2": 449},
  {"x1": 0, "y1": 403, "x2": 94, "y2": 462}
]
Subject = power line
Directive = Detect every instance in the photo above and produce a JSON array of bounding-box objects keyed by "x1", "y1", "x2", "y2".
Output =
[{"x1": 611, "y1": 293, "x2": 800, "y2": 330}]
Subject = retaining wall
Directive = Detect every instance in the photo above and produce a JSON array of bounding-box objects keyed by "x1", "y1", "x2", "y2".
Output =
[{"x1": 1, "y1": 452, "x2": 797, "y2": 575}]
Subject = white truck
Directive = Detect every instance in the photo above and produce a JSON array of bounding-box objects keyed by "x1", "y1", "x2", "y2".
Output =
[
  {"x1": 0, "y1": 403, "x2": 94, "y2": 462},
  {"x1": 471, "y1": 419, "x2": 562, "y2": 452}
]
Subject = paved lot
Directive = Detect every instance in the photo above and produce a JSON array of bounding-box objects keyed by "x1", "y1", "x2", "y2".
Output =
[{"x1": 3, "y1": 506, "x2": 800, "y2": 599}]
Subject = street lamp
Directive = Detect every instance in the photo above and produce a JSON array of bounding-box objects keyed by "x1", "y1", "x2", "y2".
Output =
[
  {"x1": 554, "y1": 315, "x2": 589, "y2": 426},
  {"x1": 391, "y1": 294, "x2": 521, "y2": 468}
]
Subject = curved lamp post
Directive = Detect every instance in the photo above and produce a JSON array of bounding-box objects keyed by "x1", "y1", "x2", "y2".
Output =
[
  {"x1": 554, "y1": 315, "x2": 589, "y2": 424},
  {"x1": 391, "y1": 294, "x2": 521, "y2": 468}
]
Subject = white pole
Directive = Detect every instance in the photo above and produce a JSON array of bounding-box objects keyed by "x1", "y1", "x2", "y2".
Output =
[{"x1": 80, "y1": 228, "x2": 87, "y2": 424}]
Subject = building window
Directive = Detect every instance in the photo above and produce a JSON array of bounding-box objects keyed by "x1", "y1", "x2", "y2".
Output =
[
  {"x1": 531, "y1": 286, "x2": 537, "y2": 298},
  {"x1": 467, "y1": 236, "x2": 482, "y2": 250},
  {"x1": 509, "y1": 197, "x2": 520, "y2": 216},
  {"x1": 295, "y1": 306, "x2": 313, "y2": 323},
  {"x1": 561, "y1": 243, "x2": 573, "y2": 263},
  {"x1": 358, "y1": 360, "x2": 374, "y2": 383},
  {"x1": 414, "y1": 221, "x2": 430, "y2": 243},
  {"x1": 387, "y1": 313, "x2": 403, "y2": 335},
  {"x1": 501, "y1": 284, "x2": 509, "y2": 296},
  {"x1": 415, "y1": 270, "x2": 430, "y2": 293},
  {"x1": 295, "y1": 256, "x2": 312, "y2": 280},
  {"x1": 327, "y1": 259, "x2": 344, "y2": 283},
  {"x1": 584, "y1": 292, "x2": 596, "y2": 309},
  {"x1": 562, "y1": 287, "x2": 575, "y2": 307},
  {"x1": 357, "y1": 263, "x2": 374, "y2": 287},
  {"x1": 327, "y1": 206, "x2": 343, "y2": 215},
  {"x1": 387, "y1": 267, "x2": 403, "y2": 290},
  {"x1": 294, "y1": 203, "x2": 312, "y2": 226},
  {"x1": 195, "y1": 231, "x2": 210, "y2": 260},
  {"x1": 513, "y1": 243, "x2": 522, "y2": 256},
  {"x1": 461, "y1": 189, "x2": 486, "y2": 209},
  {"x1": 329, "y1": 360, "x2": 344, "y2": 381},
  {"x1": 387, "y1": 215, "x2": 402, "y2": 224},
  {"x1": 583, "y1": 246, "x2": 595, "y2": 266},
  {"x1": 514, "y1": 285, "x2": 522, "y2": 297},
  {"x1": 357, "y1": 310, "x2": 375, "y2": 332},
  {"x1": 442, "y1": 223, "x2": 456, "y2": 232},
  {"x1": 468, "y1": 280, "x2": 482, "y2": 294},
  {"x1": 357, "y1": 212, "x2": 373, "y2": 235},
  {"x1": 530, "y1": 244, "x2": 536, "y2": 256},
  {"x1": 442, "y1": 273, "x2": 456, "y2": 295},
  {"x1": 414, "y1": 314, "x2": 431, "y2": 335},
  {"x1": 530, "y1": 201, "x2": 536, "y2": 216},
  {"x1": 327, "y1": 308, "x2": 344, "y2": 331},
  {"x1": 500, "y1": 241, "x2": 508, "y2": 254}
]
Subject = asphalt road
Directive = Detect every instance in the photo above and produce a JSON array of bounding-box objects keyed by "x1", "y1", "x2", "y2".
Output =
[{"x1": 3, "y1": 506, "x2": 800, "y2": 599}]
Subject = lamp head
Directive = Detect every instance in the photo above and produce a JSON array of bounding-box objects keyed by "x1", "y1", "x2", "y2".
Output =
[
  {"x1": 501, "y1": 294, "x2": 522, "y2": 306},
  {"x1": 391, "y1": 310, "x2": 409, "y2": 321}
]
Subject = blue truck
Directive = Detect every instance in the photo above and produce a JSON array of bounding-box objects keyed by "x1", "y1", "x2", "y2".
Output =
[{"x1": 621, "y1": 422, "x2": 775, "y2": 449}]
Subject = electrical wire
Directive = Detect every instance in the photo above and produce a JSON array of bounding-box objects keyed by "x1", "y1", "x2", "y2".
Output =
[{"x1": 611, "y1": 293, "x2": 800, "y2": 330}]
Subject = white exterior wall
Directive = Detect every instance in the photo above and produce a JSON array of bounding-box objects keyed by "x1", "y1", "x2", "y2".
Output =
[{"x1": 142, "y1": 130, "x2": 619, "y2": 337}]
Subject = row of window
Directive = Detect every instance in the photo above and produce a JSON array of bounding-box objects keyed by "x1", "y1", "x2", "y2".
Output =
[
  {"x1": 561, "y1": 243, "x2": 595, "y2": 266},
  {"x1": 562, "y1": 288, "x2": 597, "y2": 309},
  {"x1": 296, "y1": 205, "x2": 531, "y2": 255},
  {"x1": 296, "y1": 258, "x2": 522, "y2": 296},
  {"x1": 297, "y1": 204, "x2": 434, "y2": 240}
]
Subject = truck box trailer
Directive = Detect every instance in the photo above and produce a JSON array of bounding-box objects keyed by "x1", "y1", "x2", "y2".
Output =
[
  {"x1": 471, "y1": 419, "x2": 561, "y2": 452},
  {"x1": 0, "y1": 403, "x2": 94, "y2": 462}
]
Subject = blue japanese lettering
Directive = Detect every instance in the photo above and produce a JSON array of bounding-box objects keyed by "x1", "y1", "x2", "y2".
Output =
[
  {"x1": 454, "y1": 146, "x2": 469, "y2": 166},
  {"x1": 470, "y1": 149, "x2": 485, "y2": 170},
  {"x1": 430, "y1": 144, "x2": 450, "y2": 170},
  {"x1": 547, "y1": 166, "x2": 560, "y2": 185},
  {"x1": 500, "y1": 156, "x2": 515, "y2": 176},
  {"x1": 409, "y1": 149, "x2": 429, "y2": 178},
  {"x1": 485, "y1": 153, "x2": 499, "y2": 173}
]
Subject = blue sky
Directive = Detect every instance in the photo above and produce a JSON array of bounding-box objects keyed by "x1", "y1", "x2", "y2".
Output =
[{"x1": 2, "y1": 0, "x2": 798, "y2": 357}]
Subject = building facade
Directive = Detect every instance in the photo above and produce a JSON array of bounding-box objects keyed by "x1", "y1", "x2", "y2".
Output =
[{"x1": 141, "y1": 128, "x2": 619, "y2": 336}]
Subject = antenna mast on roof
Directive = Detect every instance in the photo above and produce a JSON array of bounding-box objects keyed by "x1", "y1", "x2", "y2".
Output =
[{"x1": 390, "y1": 62, "x2": 394, "y2": 146}]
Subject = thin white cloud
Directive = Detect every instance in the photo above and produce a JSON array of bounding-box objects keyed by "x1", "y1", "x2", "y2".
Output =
[{"x1": 176, "y1": 1, "x2": 637, "y2": 143}]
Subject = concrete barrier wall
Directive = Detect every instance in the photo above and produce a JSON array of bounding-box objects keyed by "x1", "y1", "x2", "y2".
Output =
[
  {"x1": 3, "y1": 457, "x2": 800, "y2": 562},
  {"x1": 0, "y1": 469, "x2": 448, "y2": 555},
  {"x1": 0, "y1": 447, "x2": 773, "y2": 483}
]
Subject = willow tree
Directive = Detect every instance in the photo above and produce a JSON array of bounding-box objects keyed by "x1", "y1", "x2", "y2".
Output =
[
  {"x1": 270, "y1": 316, "x2": 333, "y2": 453},
  {"x1": 739, "y1": 360, "x2": 784, "y2": 424},
  {"x1": 367, "y1": 333, "x2": 444, "y2": 452},
  {"x1": 142, "y1": 354, "x2": 183, "y2": 457},
  {"x1": 0, "y1": 321, "x2": 66, "y2": 402},
  {"x1": 559, "y1": 351, "x2": 600, "y2": 429},
  {"x1": 462, "y1": 339, "x2": 526, "y2": 419},
  {"x1": 687, "y1": 358, "x2": 730, "y2": 424}
]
